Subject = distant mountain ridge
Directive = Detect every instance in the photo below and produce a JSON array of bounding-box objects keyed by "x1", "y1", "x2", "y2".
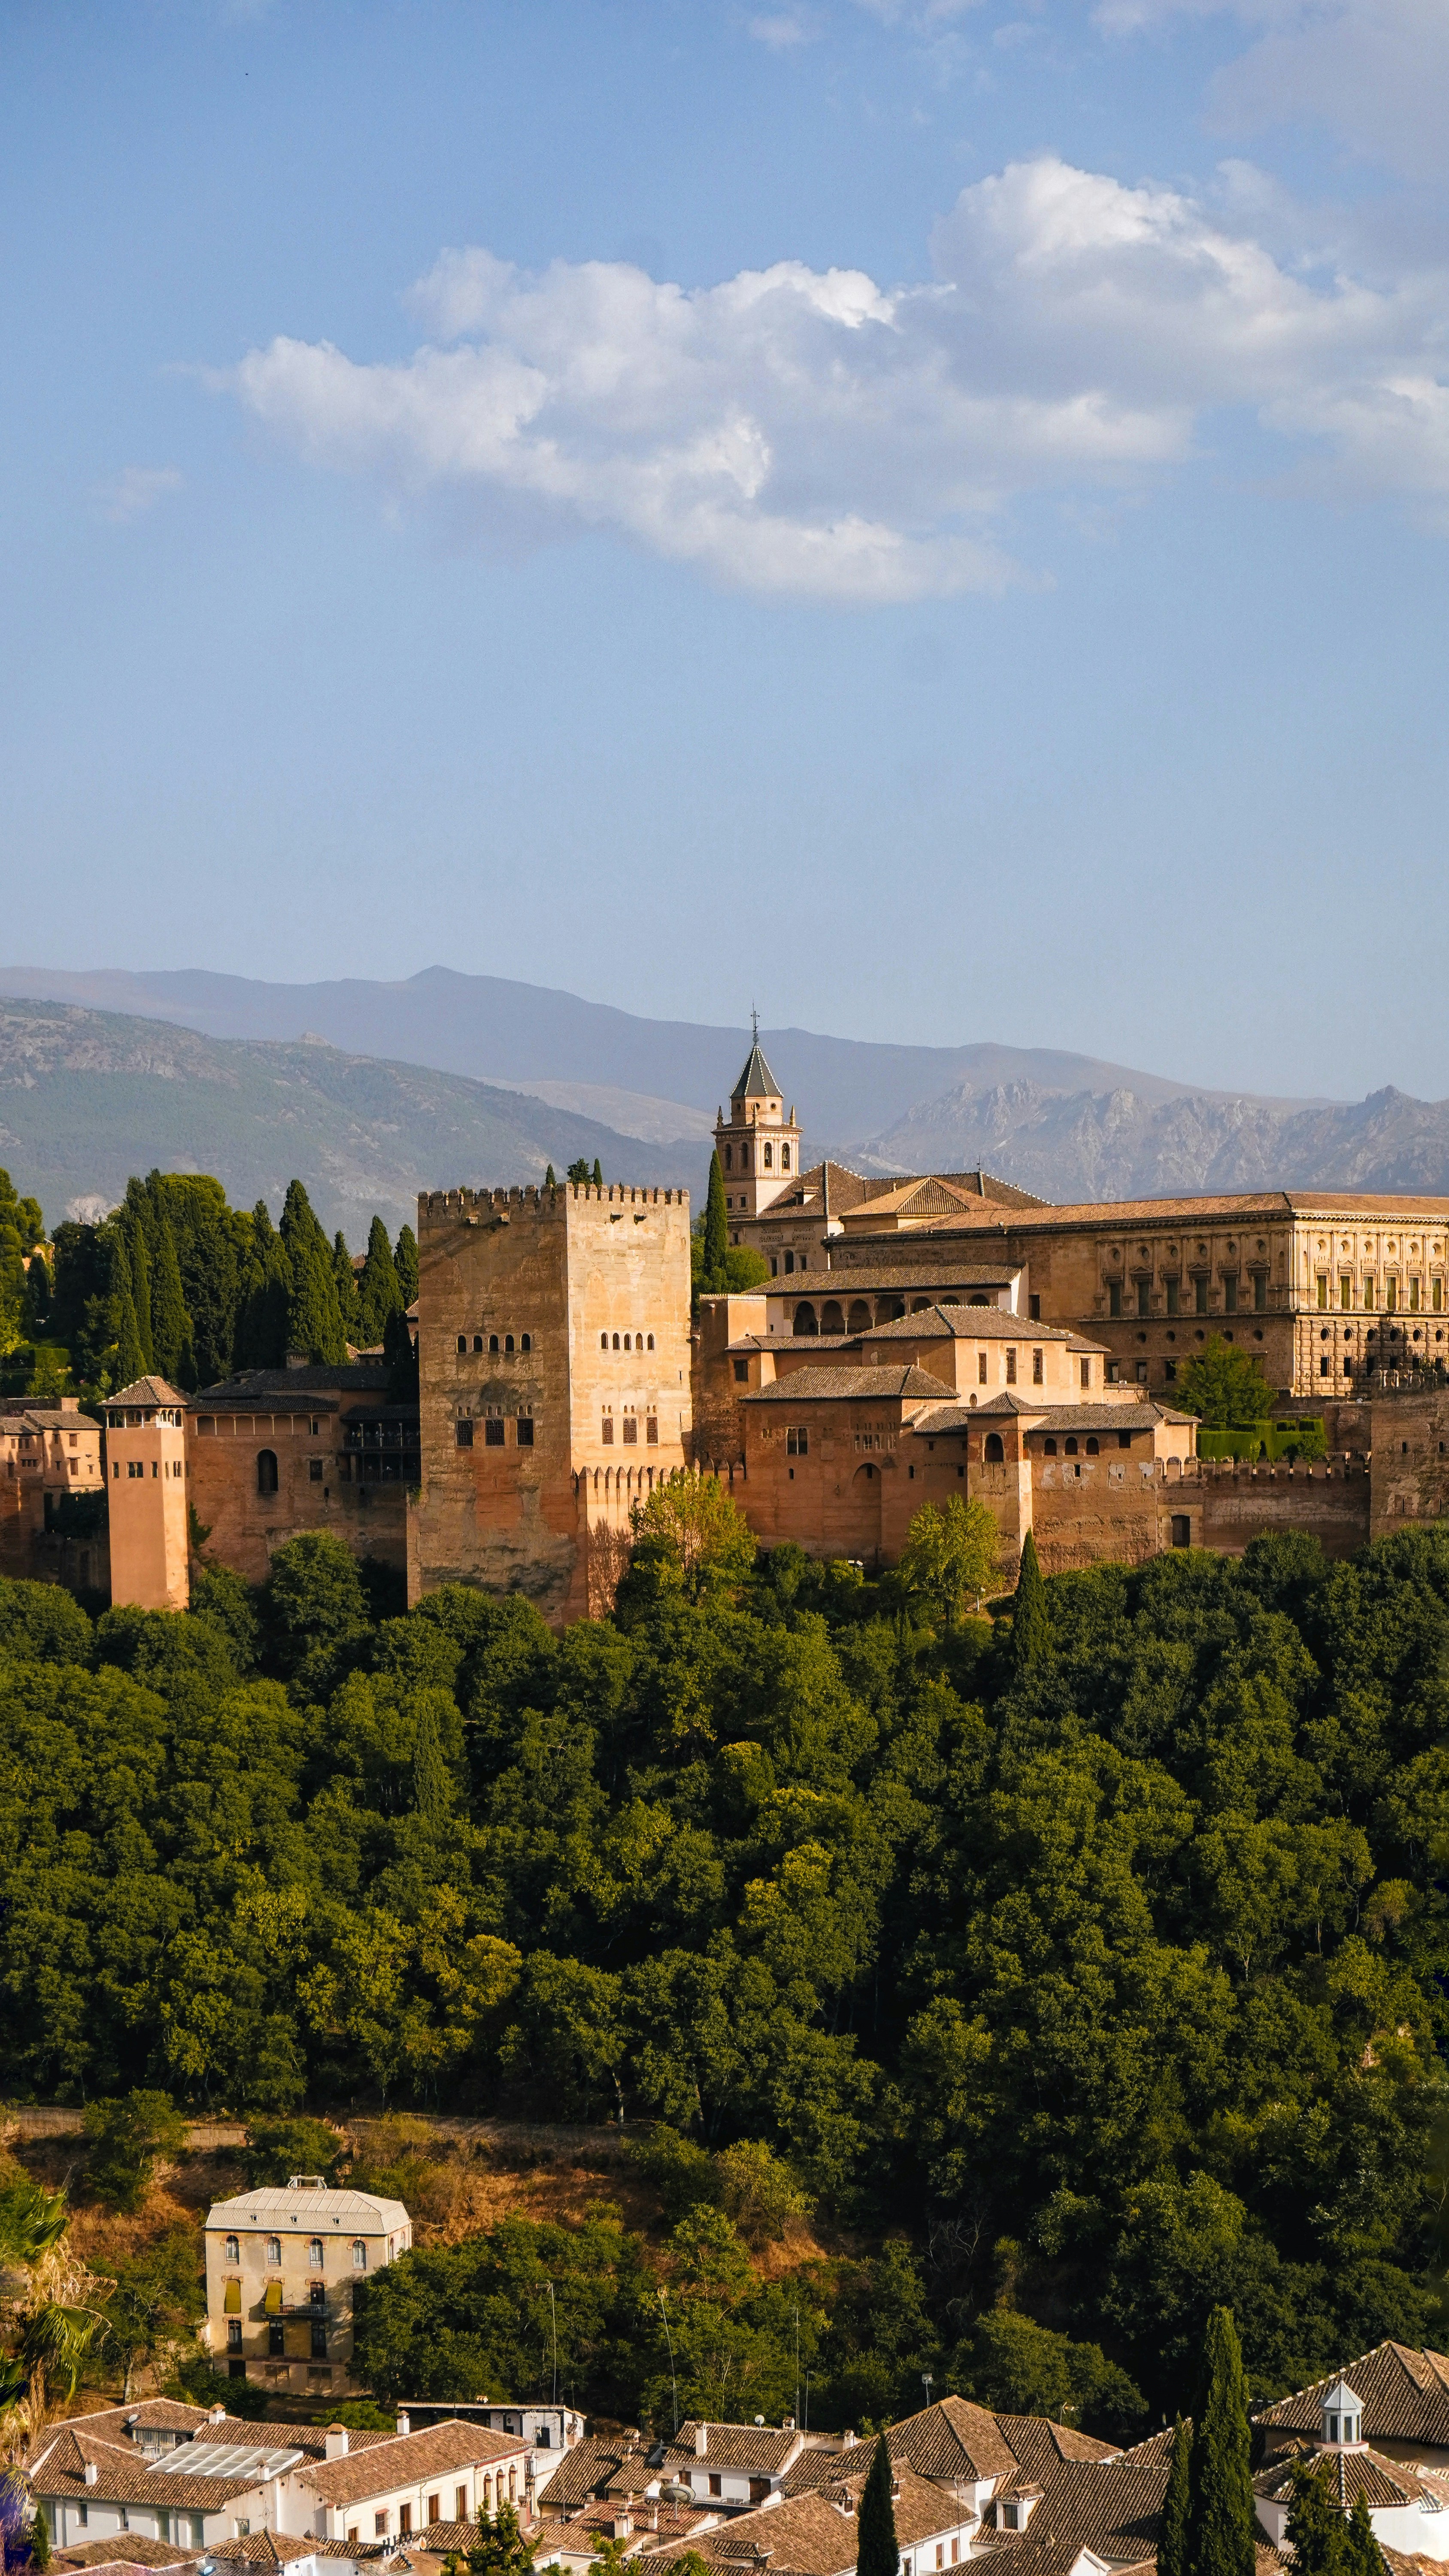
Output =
[
  {"x1": 849, "y1": 1078, "x2": 1449, "y2": 1202},
  {"x1": 0, "y1": 999, "x2": 703, "y2": 1239}
]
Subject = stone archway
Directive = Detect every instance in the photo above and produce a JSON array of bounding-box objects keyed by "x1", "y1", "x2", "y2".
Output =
[
  {"x1": 792, "y1": 1302, "x2": 818, "y2": 1336},
  {"x1": 821, "y1": 1300, "x2": 846, "y2": 1335}
]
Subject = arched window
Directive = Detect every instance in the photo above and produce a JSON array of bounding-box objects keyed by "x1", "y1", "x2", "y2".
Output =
[
  {"x1": 764, "y1": 1143, "x2": 773, "y2": 1168},
  {"x1": 647, "y1": 1334, "x2": 655, "y2": 1349},
  {"x1": 225, "y1": 2234, "x2": 239, "y2": 2264},
  {"x1": 822, "y1": 1301, "x2": 846, "y2": 1335},
  {"x1": 847, "y1": 1300, "x2": 872, "y2": 1334},
  {"x1": 1043, "y1": 1438, "x2": 1057, "y2": 1455},
  {"x1": 352, "y1": 2240, "x2": 367, "y2": 2271},
  {"x1": 473, "y1": 1334, "x2": 483, "y2": 1352},
  {"x1": 309, "y1": 2238, "x2": 324, "y2": 2266},
  {"x1": 793, "y1": 1303, "x2": 819, "y2": 1337},
  {"x1": 782, "y1": 1146, "x2": 791, "y2": 1171},
  {"x1": 521, "y1": 1334, "x2": 531, "y2": 1352},
  {"x1": 489, "y1": 1334, "x2": 499, "y2": 1354},
  {"x1": 505, "y1": 1334, "x2": 514, "y2": 1354},
  {"x1": 600, "y1": 1333, "x2": 608, "y2": 1350},
  {"x1": 1085, "y1": 1437, "x2": 1099, "y2": 1455},
  {"x1": 724, "y1": 1144, "x2": 733, "y2": 1170},
  {"x1": 624, "y1": 1334, "x2": 631, "y2": 1351},
  {"x1": 456, "y1": 1335, "x2": 467, "y2": 1354},
  {"x1": 612, "y1": 1333, "x2": 620, "y2": 1350},
  {"x1": 1064, "y1": 1436, "x2": 1078, "y2": 1455},
  {"x1": 984, "y1": 1434, "x2": 1004, "y2": 1462},
  {"x1": 257, "y1": 1449, "x2": 278, "y2": 1495}
]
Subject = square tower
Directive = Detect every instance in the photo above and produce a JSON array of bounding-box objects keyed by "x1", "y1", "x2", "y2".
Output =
[
  {"x1": 104, "y1": 1376, "x2": 190, "y2": 1610},
  {"x1": 412, "y1": 1180, "x2": 692, "y2": 1623},
  {"x1": 713, "y1": 1036, "x2": 801, "y2": 1242}
]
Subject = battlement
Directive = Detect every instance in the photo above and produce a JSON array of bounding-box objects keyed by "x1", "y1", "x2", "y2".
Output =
[{"x1": 419, "y1": 1183, "x2": 689, "y2": 1223}]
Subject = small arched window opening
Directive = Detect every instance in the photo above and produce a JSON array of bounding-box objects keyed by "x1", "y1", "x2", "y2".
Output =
[
  {"x1": 521, "y1": 1333, "x2": 531, "y2": 1352},
  {"x1": 351, "y1": 2240, "x2": 367, "y2": 2271},
  {"x1": 505, "y1": 1334, "x2": 514, "y2": 1354},
  {"x1": 724, "y1": 1144, "x2": 733, "y2": 1169},
  {"x1": 646, "y1": 1333, "x2": 655, "y2": 1349},
  {"x1": 489, "y1": 1334, "x2": 499, "y2": 1354},
  {"x1": 612, "y1": 1333, "x2": 620, "y2": 1350},
  {"x1": 793, "y1": 1303, "x2": 819, "y2": 1337},
  {"x1": 1043, "y1": 1438, "x2": 1057, "y2": 1455},
  {"x1": 822, "y1": 1301, "x2": 846, "y2": 1335},
  {"x1": 1064, "y1": 1436, "x2": 1079, "y2": 1455},
  {"x1": 257, "y1": 1449, "x2": 278, "y2": 1495},
  {"x1": 624, "y1": 1334, "x2": 632, "y2": 1351},
  {"x1": 473, "y1": 1334, "x2": 483, "y2": 1352},
  {"x1": 456, "y1": 1335, "x2": 467, "y2": 1354},
  {"x1": 764, "y1": 1143, "x2": 773, "y2": 1168},
  {"x1": 984, "y1": 1434, "x2": 1004, "y2": 1462},
  {"x1": 782, "y1": 1145, "x2": 791, "y2": 1170},
  {"x1": 600, "y1": 1333, "x2": 608, "y2": 1350},
  {"x1": 1085, "y1": 1437, "x2": 1099, "y2": 1455}
]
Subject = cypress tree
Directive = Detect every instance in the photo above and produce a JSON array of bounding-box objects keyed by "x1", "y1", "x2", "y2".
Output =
[
  {"x1": 113, "y1": 1276, "x2": 146, "y2": 1391},
  {"x1": 127, "y1": 1216, "x2": 155, "y2": 1371},
  {"x1": 1160, "y1": 2417, "x2": 1191, "y2": 2576},
  {"x1": 856, "y1": 2436, "x2": 899, "y2": 2576},
  {"x1": 239, "y1": 1205, "x2": 293, "y2": 1370},
  {"x1": 358, "y1": 1215, "x2": 403, "y2": 1346},
  {"x1": 1012, "y1": 1528, "x2": 1050, "y2": 1671},
  {"x1": 148, "y1": 1206, "x2": 190, "y2": 1384},
  {"x1": 545, "y1": 1164, "x2": 556, "y2": 1188},
  {"x1": 1187, "y1": 2307, "x2": 1255, "y2": 2576},
  {"x1": 591, "y1": 1159, "x2": 603, "y2": 1189},
  {"x1": 394, "y1": 1223, "x2": 419, "y2": 1310},
  {"x1": 385, "y1": 1303, "x2": 419, "y2": 1403},
  {"x1": 333, "y1": 1231, "x2": 362, "y2": 1345},
  {"x1": 280, "y1": 1180, "x2": 347, "y2": 1365},
  {"x1": 1342, "y1": 2493, "x2": 1380, "y2": 2576},
  {"x1": 703, "y1": 1150, "x2": 729, "y2": 1288},
  {"x1": 1284, "y1": 2460, "x2": 1344, "y2": 2576}
]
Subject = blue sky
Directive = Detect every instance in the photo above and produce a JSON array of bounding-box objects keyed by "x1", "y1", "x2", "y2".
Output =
[{"x1": 3, "y1": 0, "x2": 1447, "y2": 1102}]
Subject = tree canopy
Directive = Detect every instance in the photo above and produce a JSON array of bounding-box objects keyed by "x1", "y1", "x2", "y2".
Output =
[{"x1": 1174, "y1": 1336, "x2": 1280, "y2": 1427}]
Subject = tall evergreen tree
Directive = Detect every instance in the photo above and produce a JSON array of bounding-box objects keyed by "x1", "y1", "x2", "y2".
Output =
[
  {"x1": 385, "y1": 1303, "x2": 419, "y2": 1404},
  {"x1": 279, "y1": 1181, "x2": 347, "y2": 1365},
  {"x1": 127, "y1": 1218, "x2": 155, "y2": 1372},
  {"x1": 113, "y1": 1274, "x2": 146, "y2": 1391},
  {"x1": 1160, "y1": 2418, "x2": 1191, "y2": 2576},
  {"x1": 856, "y1": 2435, "x2": 899, "y2": 2576},
  {"x1": 1342, "y1": 2493, "x2": 1381, "y2": 2576},
  {"x1": 703, "y1": 1151, "x2": 729, "y2": 1288},
  {"x1": 333, "y1": 1232, "x2": 362, "y2": 1346},
  {"x1": 394, "y1": 1223, "x2": 419, "y2": 1311},
  {"x1": 1012, "y1": 1529, "x2": 1050, "y2": 1670},
  {"x1": 147, "y1": 1201, "x2": 190, "y2": 1385},
  {"x1": 1284, "y1": 2461, "x2": 1344, "y2": 2576},
  {"x1": 1187, "y1": 2308, "x2": 1255, "y2": 2576},
  {"x1": 591, "y1": 1159, "x2": 603, "y2": 1189},
  {"x1": 545, "y1": 1164, "x2": 556, "y2": 1188},
  {"x1": 238, "y1": 1204, "x2": 292, "y2": 1370},
  {"x1": 358, "y1": 1216, "x2": 403, "y2": 1346}
]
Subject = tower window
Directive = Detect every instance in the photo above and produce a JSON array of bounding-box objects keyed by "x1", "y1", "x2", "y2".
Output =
[
  {"x1": 455, "y1": 1420, "x2": 473, "y2": 1448},
  {"x1": 647, "y1": 1333, "x2": 654, "y2": 1349},
  {"x1": 1032, "y1": 1351, "x2": 1043, "y2": 1383},
  {"x1": 600, "y1": 1333, "x2": 608, "y2": 1350},
  {"x1": 1108, "y1": 1281, "x2": 1122, "y2": 1317},
  {"x1": 473, "y1": 1334, "x2": 483, "y2": 1352},
  {"x1": 505, "y1": 1334, "x2": 515, "y2": 1353},
  {"x1": 521, "y1": 1333, "x2": 531, "y2": 1351},
  {"x1": 624, "y1": 1334, "x2": 631, "y2": 1350},
  {"x1": 764, "y1": 1144, "x2": 773, "y2": 1168},
  {"x1": 612, "y1": 1333, "x2": 620, "y2": 1350},
  {"x1": 782, "y1": 1146, "x2": 790, "y2": 1170},
  {"x1": 490, "y1": 1334, "x2": 500, "y2": 1354},
  {"x1": 485, "y1": 1419, "x2": 504, "y2": 1446},
  {"x1": 724, "y1": 1145, "x2": 732, "y2": 1170},
  {"x1": 257, "y1": 1449, "x2": 278, "y2": 1495},
  {"x1": 457, "y1": 1335, "x2": 467, "y2": 1354}
]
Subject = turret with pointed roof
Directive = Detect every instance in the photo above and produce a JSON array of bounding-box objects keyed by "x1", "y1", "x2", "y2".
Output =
[{"x1": 715, "y1": 1017, "x2": 802, "y2": 1241}]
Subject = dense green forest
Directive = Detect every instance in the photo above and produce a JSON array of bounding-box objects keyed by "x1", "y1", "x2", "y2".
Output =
[
  {"x1": 4, "y1": 1507, "x2": 1449, "y2": 2427},
  {"x1": 0, "y1": 1161, "x2": 417, "y2": 1398}
]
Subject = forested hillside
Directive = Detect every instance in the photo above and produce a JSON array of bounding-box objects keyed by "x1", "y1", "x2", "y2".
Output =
[{"x1": 4, "y1": 1511, "x2": 1449, "y2": 2426}]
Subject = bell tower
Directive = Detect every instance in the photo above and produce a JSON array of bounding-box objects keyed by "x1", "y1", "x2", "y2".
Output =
[{"x1": 714, "y1": 1017, "x2": 801, "y2": 1242}]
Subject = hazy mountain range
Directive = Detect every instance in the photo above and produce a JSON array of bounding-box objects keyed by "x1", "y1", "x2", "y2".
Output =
[{"x1": 1, "y1": 965, "x2": 1448, "y2": 1230}]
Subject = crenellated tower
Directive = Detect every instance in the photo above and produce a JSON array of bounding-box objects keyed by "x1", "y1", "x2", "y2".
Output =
[{"x1": 713, "y1": 1024, "x2": 801, "y2": 1245}]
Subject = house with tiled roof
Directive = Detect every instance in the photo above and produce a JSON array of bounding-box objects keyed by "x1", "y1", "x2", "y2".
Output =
[
  {"x1": 1252, "y1": 2370, "x2": 1449, "y2": 2558},
  {"x1": 1256, "y1": 2345, "x2": 1449, "y2": 2469},
  {"x1": 203, "y1": 2175, "x2": 412, "y2": 2398}
]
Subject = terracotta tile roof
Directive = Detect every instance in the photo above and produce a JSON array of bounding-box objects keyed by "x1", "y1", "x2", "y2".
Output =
[
  {"x1": 780, "y1": 1266, "x2": 1017, "y2": 1291},
  {"x1": 664, "y1": 2424, "x2": 803, "y2": 2477},
  {"x1": 743, "y1": 1367, "x2": 957, "y2": 1405},
  {"x1": 1255, "y1": 2345, "x2": 1449, "y2": 2449},
  {"x1": 777, "y1": 2450, "x2": 847, "y2": 2498},
  {"x1": 540, "y1": 2435, "x2": 658, "y2": 2512},
  {"x1": 52, "y1": 2543, "x2": 197, "y2": 2571},
  {"x1": 1253, "y1": 2444, "x2": 1443, "y2": 2510},
  {"x1": 302, "y1": 2421, "x2": 527, "y2": 2508},
  {"x1": 32, "y1": 2427, "x2": 289, "y2": 2510},
  {"x1": 863, "y1": 1309, "x2": 1087, "y2": 1347},
  {"x1": 208, "y1": 2538, "x2": 363, "y2": 2568},
  {"x1": 194, "y1": 1365, "x2": 392, "y2": 1407},
  {"x1": 644, "y1": 2487, "x2": 858, "y2": 2576},
  {"x1": 887, "y1": 2397, "x2": 1021, "y2": 2484},
  {"x1": 106, "y1": 1377, "x2": 187, "y2": 1408},
  {"x1": 911, "y1": 1399, "x2": 1182, "y2": 1434}
]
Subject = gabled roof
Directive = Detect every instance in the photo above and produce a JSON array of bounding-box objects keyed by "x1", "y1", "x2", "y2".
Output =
[
  {"x1": 910, "y1": 1397, "x2": 1186, "y2": 1434},
  {"x1": 663, "y1": 2422, "x2": 802, "y2": 2477},
  {"x1": 732, "y1": 1045, "x2": 781, "y2": 1103},
  {"x1": 32, "y1": 2427, "x2": 287, "y2": 2510},
  {"x1": 1255, "y1": 2346, "x2": 1449, "y2": 2447},
  {"x1": 106, "y1": 1376, "x2": 186, "y2": 1409},
  {"x1": 744, "y1": 1366, "x2": 957, "y2": 1404},
  {"x1": 540, "y1": 2433, "x2": 658, "y2": 2512},
  {"x1": 300, "y1": 2419, "x2": 526, "y2": 2508},
  {"x1": 863, "y1": 1308, "x2": 1089, "y2": 1348},
  {"x1": 194, "y1": 1365, "x2": 392, "y2": 1408}
]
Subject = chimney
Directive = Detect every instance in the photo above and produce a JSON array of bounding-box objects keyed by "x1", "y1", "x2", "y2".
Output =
[
  {"x1": 842, "y1": 2431, "x2": 856, "y2": 2451},
  {"x1": 84, "y1": 2465, "x2": 98, "y2": 2488},
  {"x1": 285, "y1": 1351, "x2": 309, "y2": 1371},
  {"x1": 396, "y1": 2412, "x2": 410, "y2": 2438},
  {"x1": 210, "y1": 2404, "x2": 227, "y2": 2423},
  {"x1": 325, "y1": 2426, "x2": 350, "y2": 2461},
  {"x1": 694, "y1": 2427, "x2": 708, "y2": 2458}
]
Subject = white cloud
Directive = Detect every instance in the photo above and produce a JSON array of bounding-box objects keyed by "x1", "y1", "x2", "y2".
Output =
[
  {"x1": 748, "y1": 9, "x2": 821, "y2": 46},
  {"x1": 94, "y1": 463, "x2": 184, "y2": 524},
  {"x1": 1093, "y1": 0, "x2": 1449, "y2": 181},
  {"x1": 223, "y1": 158, "x2": 1449, "y2": 602}
]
